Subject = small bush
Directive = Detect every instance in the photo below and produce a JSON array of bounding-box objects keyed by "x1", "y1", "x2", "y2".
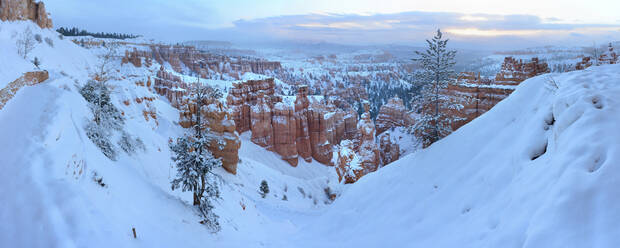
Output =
[
  {"x1": 85, "y1": 122, "x2": 116, "y2": 160},
  {"x1": 34, "y1": 34, "x2": 42, "y2": 43},
  {"x1": 259, "y1": 180, "x2": 270, "y2": 198},
  {"x1": 297, "y1": 187, "x2": 306, "y2": 198},
  {"x1": 282, "y1": 194, "x2": 288, "y2": 201},
  {"x1": 118, "y1": 131, "x2": 145, "y2": 155},
  {"x1": 92, "y1": 171, "x2": 106, "y2": 187},
  {"x1": 32, "y1": 57, "x2": 41, "y2": 68},
  {"x1": 44, "y1": 37, "x2": 54, "y2": 47}
]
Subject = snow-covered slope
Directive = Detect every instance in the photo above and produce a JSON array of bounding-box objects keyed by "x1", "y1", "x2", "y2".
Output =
[{"x1": 292, "y1": 64, "x2": 620, "y2": 247}]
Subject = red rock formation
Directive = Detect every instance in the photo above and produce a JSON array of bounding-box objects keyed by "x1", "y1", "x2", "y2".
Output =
[
  {"x1": 294, "y1": 86, "x2": 312, "y2": 162},
  {"x1": 154, "y1": 66, "x2": 188, "y2": 108},
  {"x1": 576, "y1": 56, "x2": 593, "y2": 71},
  {"x1": 272, "y1": 102, "x2": 299, "y2": 166},
  {"x1": 495, "y1": 57, "x2": 550, "y2": 85},
  {"x1": 375, "y1": 96, "x2": 412, "y2": 135},
  {"x1": 334, "y1": 140, "x2": 364, "y2": 184},
  {"x1": 250, "y1": 93, "x2": 273, "y2": 149},
  {"x1": 227, "y1": 78, "x2": 277, "y2": 134},
  {"x1": 356, "y1": 102, "x2": 381, "y2": 171},
  {"x1": 307, "y1": 109, "x2": 332, "y2": 164},
  {"x1": 204, "y1": 102, "x2": 241, "y2": 174},
  {"x1": 0, "y1": 0, "x2": 52, "y2": 29},
  {"x1": 379, "y1": 132, "x2": 400, "y2": 165},
  {"x1": 441, "y1": 58, "x2": 550, "y2": 132},
  {"x1": 599, "y1": 43, "x2": 618, "y2": 65},
  {"x1": 121, "y1": 48, "x2": 142, "y2": 68}
]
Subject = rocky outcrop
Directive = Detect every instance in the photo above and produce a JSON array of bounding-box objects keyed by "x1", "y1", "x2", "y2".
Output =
[
  {"x1": 294, "y1": 86, "x2": 313, "y2": 163},
  {"x1": 272, "y1": 103, "x2": 299, "y2": 166},
  {"x1": 121, "y1": 48, "x2": 142, "y2": 68},
  {"x1": 576, "y1": 57, "x2": 593, "y2": 71},
  {"x1": 250, "y1": 93, "x2": 273, "y2": 149},
  {"x1": 599, "y1": 43, "x2": 618, "y2": 65},
  {"x1": 203, "y1": 102, "x2": 241, "y2": 174},
  {"x1": 495, "y1": 57, "x2": 549, "y2": 85},
  {"x1": 356, "y1": 102, "x2": 381, "y2": 171},
  {"x1": 379, "y1": 132, "x2": 400, "y2": 165},
  {"x1": 375, "y1": 96, "x2": 412, "y2": 135},
  {"x1": 227, "y1": 78, "x2": 277, "y2": 133},
  {"x1": 0, "y1": 70, "x2": 48, "y2": 110},
  {"x1": 495, "y1": 57, "x2": 550, "y2": 84},
  {"x1": 154, "y1": 66, "x2": 188, "y2": 108},
  {"x1": 334, "y1": 140, "x2": 364, "y2": 184},
  {"x1": 441, "y1": 58, "x2": 550, "y2": 132},
  {"x1": 0, "y1": 0, "x2": 52, "y2": 29}
]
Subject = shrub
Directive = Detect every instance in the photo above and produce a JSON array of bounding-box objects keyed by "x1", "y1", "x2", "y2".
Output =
[
  {"x1": 44, "y1": 37, "x2": 54, "y2": 47},
  {"x1": 85, "y1": 122, "x2": 116, "y2": 160},
  {"x1": 259, "y1": 180, "x2": 270, "y2": 198}
]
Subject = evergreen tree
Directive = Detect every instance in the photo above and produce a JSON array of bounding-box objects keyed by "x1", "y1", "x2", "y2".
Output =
[
  {"x1": 410, "y1": 29, "x2": 464, "y2": 147},
  {"x1": 170, "y1": 136, "x2": 222, "y2": 231},
  {"x1": 170, "y1": 79, "x2": 223, "y2": 232},
  {"x1": 80, "y1": 79, "x2": 125, "y2": 160},
  {"x1": 259, "y1": 180, "x2": 270, "y2": 198}
]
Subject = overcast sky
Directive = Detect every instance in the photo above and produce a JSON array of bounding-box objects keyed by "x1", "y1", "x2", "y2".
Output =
[{"x1": 45, "y1": 0, "x2": 620, "y2": 49}]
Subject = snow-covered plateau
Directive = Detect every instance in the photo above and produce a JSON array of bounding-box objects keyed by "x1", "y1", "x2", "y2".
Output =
[{"x1": 1, "y1": 20, "x2": 620, "y2": 248}]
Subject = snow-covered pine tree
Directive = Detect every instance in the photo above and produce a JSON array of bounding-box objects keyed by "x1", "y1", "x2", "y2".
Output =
[
  {"x1": 410, "y1": 29, "x2": 464, "y2": 147},
  {"x1": 170, "y1": 136, "x2": 222, "y2": 231},
  {"x1": 170, "y1": 78, "x2": 223, "y2": 232},
  {"x1": 80, "y1": 79, "x2": 125, "y2": 160}
]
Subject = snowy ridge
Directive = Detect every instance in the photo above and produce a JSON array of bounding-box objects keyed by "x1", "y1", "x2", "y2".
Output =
[{"x1": 290, "y1": 64, "x2": 620, "y2": 247}]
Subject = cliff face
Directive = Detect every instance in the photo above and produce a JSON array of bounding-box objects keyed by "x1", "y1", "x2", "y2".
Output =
[
  {"x1": 495, "y1": 57, "x2": 550, "y2": 85},
  {"x1": 444, "y1": 57, "x2": 550, "y2": 132},
  {"x1": 116, "y1": 42, "x2": 281, "y2": 80},
  {"x1": 375, "y1": 96, "x2": 412, "y2": 135},
  {"x1": 0, "y1": 0, "x2": 52, "y2": 29}
]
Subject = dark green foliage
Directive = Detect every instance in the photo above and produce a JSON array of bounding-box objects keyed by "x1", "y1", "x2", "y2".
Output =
[
  {"x1": 56, "y1": 27, "x2": 141, "y2": 40},
  {"x1": 80, "y1": 80, "x2": 125, "y2": 160},
  {"x1": 260, "y1": 180, "x2": 270, "y2": 198},
  {"x1": 170, "y1": 136, "x2": 222, "y2": 232}
]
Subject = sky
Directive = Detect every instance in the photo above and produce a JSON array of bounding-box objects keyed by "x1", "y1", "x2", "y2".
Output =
[{"x1": 45, "y1": 0, "x2": 620, "y2": 50}]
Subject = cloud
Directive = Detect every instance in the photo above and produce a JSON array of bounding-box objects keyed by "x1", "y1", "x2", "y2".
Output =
[{"x1": 229, "y1": 12, "x2": 620, "y2": 49}]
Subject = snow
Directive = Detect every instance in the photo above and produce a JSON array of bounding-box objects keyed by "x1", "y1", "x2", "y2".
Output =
[{"x1": 2, "y1": 20, "x2": 620, "y2": 248}]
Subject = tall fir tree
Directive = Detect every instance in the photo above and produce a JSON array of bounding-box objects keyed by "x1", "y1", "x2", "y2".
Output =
[
  {"x1": 170, "y1": 78, "x2": 223, "y2": 232},
  {"x1": 410, "y1": 29, "x2": 464, "y2": 147}
]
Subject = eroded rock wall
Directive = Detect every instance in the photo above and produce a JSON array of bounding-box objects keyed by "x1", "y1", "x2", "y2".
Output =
[{"x1": 0, "y1": 0, "x2": 52, "y2": 29}]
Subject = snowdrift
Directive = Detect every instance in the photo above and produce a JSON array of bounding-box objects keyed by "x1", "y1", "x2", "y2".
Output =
[{"x1": 292, "y1": 64, "x2": 620, "y2": 247}]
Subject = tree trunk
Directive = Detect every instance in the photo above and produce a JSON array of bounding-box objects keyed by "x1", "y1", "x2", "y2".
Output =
[{"x1": 193, "y1": 193, "x2": 200, "y2": 206}]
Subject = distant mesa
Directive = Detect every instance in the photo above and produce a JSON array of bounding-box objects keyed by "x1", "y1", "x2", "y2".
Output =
[{"x1": 0, "y1": 0, "x2": 53, "y2": 29}]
